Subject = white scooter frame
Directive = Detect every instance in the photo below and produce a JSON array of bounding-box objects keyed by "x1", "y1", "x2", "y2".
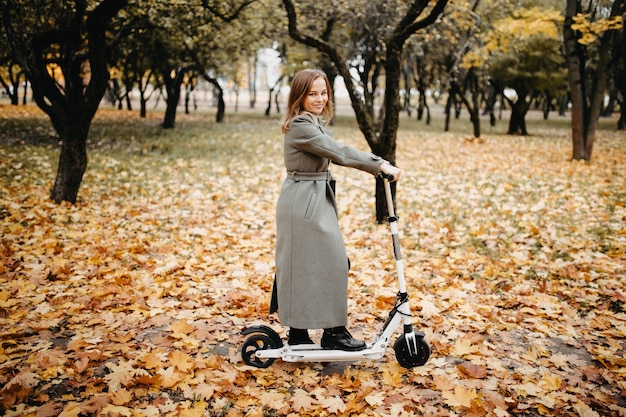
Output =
[{"x1": 241, "y1": 176, "x2": 430, "y2": 368}]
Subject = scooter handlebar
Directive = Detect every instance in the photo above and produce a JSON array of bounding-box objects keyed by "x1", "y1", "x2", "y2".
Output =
[{"x1": 379, "y1": 173, "x2": 397, "y2": 218}]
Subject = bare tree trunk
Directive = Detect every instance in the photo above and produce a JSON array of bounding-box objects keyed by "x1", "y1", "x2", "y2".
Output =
[
  {"x1": 507, "y1": 96, "x2": 529, "y2": 135},
  {"x1": 204, "y1": 76, "x2": 225, "y2": 123},
  {"x1": 248, "y1": 54, "x2": 257, "y2": 109},
  {"x1": 162, "y1": 68, "x2": 185, "y2": 129},
  {"x1": 444, "y1": 91, "x2": 452, "y2": 132},
  {"x1": 50, "y1": 122, "x2": 89, "y2": 204},
  {"x1": 138, "y1": 70, "x2": 154, "y2": 119}
]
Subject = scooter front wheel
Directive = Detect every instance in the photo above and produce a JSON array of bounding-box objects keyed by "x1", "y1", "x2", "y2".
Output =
[
  {"x1": 241, "y1": 334, "x2": 277, "y2": 368},
  {"x1": 394, "y1": 333, "x2": 430, "y2": 368}
]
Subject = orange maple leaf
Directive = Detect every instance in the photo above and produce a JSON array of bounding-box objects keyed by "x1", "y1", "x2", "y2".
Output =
[
  {"x1": 36, "y1": 402, "x2": 63, "y2": 417},
  {"x1": 35, "y1": 349, "x2": 66, "y2": 368},
  {"x1": 458, "y1": 361, "x2": 488, "y2": 379},
  {"x1": 72, "y1": 357, "x2": 90, "y2": 374},
  {"x1": 134, "y1": 373, "x2": 163, "y2": 386},
  {"x1": 77, "y1": 394, "x2": 110, "y2": 415}
]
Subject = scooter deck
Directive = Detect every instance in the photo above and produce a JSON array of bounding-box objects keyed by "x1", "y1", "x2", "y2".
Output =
[{"x1": 256, "y1": 343, "x2": 388, "y2": 363}]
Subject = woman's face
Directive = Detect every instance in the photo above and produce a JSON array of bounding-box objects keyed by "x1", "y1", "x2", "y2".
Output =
[{"x1": 302, "y1": 77, "x2": 328, "y2": 115}]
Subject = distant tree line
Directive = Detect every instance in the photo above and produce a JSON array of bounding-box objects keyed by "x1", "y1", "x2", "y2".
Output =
[{"x1": 0, "y1": 0, "x2": 623, "y2": 206}]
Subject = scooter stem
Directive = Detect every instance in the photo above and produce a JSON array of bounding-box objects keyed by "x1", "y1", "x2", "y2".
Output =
[{"x1": 383, "y1": 177, "x2": 407, "y2": 294}]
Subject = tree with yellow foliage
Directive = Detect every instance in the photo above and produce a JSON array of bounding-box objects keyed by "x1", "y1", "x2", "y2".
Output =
[
  {"x1": 564, "y1": 0, "x2": 624, "y2": 161},
  {"x1": 476, "y1": 6, "x2": 567, "y2": 135}
]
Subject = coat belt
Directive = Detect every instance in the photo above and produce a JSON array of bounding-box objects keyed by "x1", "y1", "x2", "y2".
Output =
[{"x1": 287, "y1": 170, "x2": 332, "y2": 181}]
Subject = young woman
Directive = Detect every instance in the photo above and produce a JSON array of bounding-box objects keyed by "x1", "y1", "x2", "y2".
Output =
[{"x1": 272, "y1": 69, "x2": 400, "y2": 351}]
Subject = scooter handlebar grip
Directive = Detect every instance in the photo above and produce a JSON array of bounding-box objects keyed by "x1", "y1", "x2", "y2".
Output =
[{"x1": 379, "y1": 173, "x2": 394, "y2": 181}]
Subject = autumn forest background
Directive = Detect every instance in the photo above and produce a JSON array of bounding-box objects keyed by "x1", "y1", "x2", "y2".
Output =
[{"x1": 1, "y1": 0, "x2": 626, "y2": 416}]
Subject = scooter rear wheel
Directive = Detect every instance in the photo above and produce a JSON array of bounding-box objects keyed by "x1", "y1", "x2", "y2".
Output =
[
  {"x1": 394, "y1": 333, "x2": 430, "y2": 368},
  {"x1": 241, "y1": 334, "x2": 276, "y2": 368}
]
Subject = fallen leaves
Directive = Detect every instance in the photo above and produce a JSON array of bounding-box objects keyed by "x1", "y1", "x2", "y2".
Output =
[
  {"x1": 1, "y1": 372, "x2": 39, "y2": 407},
  {"x1": 1, "y1": 106, "x2": 625, "y2": 416}
]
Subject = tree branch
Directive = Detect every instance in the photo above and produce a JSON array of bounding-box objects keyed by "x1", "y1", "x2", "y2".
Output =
[
  {"x1": 397, "y1": 0, "x2": 448, "y2": 44},
  {"x1": 201, "y1": 0, "x2": 257, "y2": 22}
]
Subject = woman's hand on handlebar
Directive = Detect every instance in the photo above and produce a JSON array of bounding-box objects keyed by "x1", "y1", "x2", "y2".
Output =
[{"x1": 379, "y1": 162, "x2": 401, "y2": 182}]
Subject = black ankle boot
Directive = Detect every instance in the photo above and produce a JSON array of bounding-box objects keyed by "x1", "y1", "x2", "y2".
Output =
[
  {"x1": 321, "y1": 326, "x2": 366, "y2": 351},
  {"x1": 288, "y1": 328, "x2": 313, "y2": 345}
]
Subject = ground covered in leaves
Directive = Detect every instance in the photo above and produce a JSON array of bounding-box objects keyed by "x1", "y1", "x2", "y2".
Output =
[{"x1": 1, "y1": 105, "x2": 625, "y2": 416}]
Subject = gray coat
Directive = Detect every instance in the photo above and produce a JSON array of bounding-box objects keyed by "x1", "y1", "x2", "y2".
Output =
[{"x1": 274, "y1": 114, "x2": 384, "y2": 329}]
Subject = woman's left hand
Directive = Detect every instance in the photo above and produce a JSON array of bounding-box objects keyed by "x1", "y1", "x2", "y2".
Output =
[{"x1": 380, "y1": 162, "x2": 401, "y2": 182}]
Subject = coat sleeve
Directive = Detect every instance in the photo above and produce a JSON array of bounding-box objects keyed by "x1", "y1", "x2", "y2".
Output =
[{"x1": 289, "y1": 115, "x2": 385, "y2": 176}]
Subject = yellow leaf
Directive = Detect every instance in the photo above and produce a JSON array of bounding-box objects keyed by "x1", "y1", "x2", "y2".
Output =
[
  {"x1": 180, "y1": 402, "x2": 208, "y2": 417},
  {"x1": 442, "y1": 385, "x2": 478, "y2": 408},
  {"x1": 418, "y1": 296, "x2": 440, "y2": 317},
  {"x1": 320, "y1": 396, "x2": 346, "y2": 414},
  {"x1": 101, "y1": 404, "x2": 132, "y2": 417},
  {"x1": 452, "y1": 338, "x2": 480, "y2": 357},
  {"x1": 381, "y1": 367, "x2": 404, "y2": 388},
  {"x1": 291, "y1": 389, "x2": 316, "y2": 412},
  {"x1": 171, "y1": 319, "x2": 194, "y2": 337},
  {"x1": 57, "y1": 402, "x2": 82, "y2": 417},
  {"x1": 139, "y1": 350, "x2": 165, "y2": 370},
  {"x1": 170, "y1": 350, "x2": 194, "y2": 373},
  {"x1": 110, "y1": 388, "x2": 133, "y2": 406},
  {"x1": 188, "y1": 383, "x2": 215, "y2": 401},
  {"x1": 513, "y1": 382, "x2": 543, "y2": 396},
  {"x1": 433, "y1": 374, "x2": 455, "y2": 391},
  {"x1": 104, "y1": 360, "x2": 137, "y2": 391},
  {"x1": 365, "y1": 393, "x2": 385, "y2": 406},
  {"x1": 573, "y1": 400, "x2": 601, "y2": 417},
  {"x1": 539, "y1": 373, "x2": 563, "y2": 391},
  {"x1": 260, "y1": 391, "x2": 287, "y2": 409},
  {"x1": 158, "y1": 366, "x2": 185, "y2": 388}
]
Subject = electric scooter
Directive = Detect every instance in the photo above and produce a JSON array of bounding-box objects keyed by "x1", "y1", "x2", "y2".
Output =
[{"x1": 241, "y1": 175, "x2": 430, "y2": 369}]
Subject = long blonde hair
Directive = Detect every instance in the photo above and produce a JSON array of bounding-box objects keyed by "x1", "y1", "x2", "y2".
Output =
[{"x1": 280, "y1": 69, "x2": 334, "y2": 133}]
